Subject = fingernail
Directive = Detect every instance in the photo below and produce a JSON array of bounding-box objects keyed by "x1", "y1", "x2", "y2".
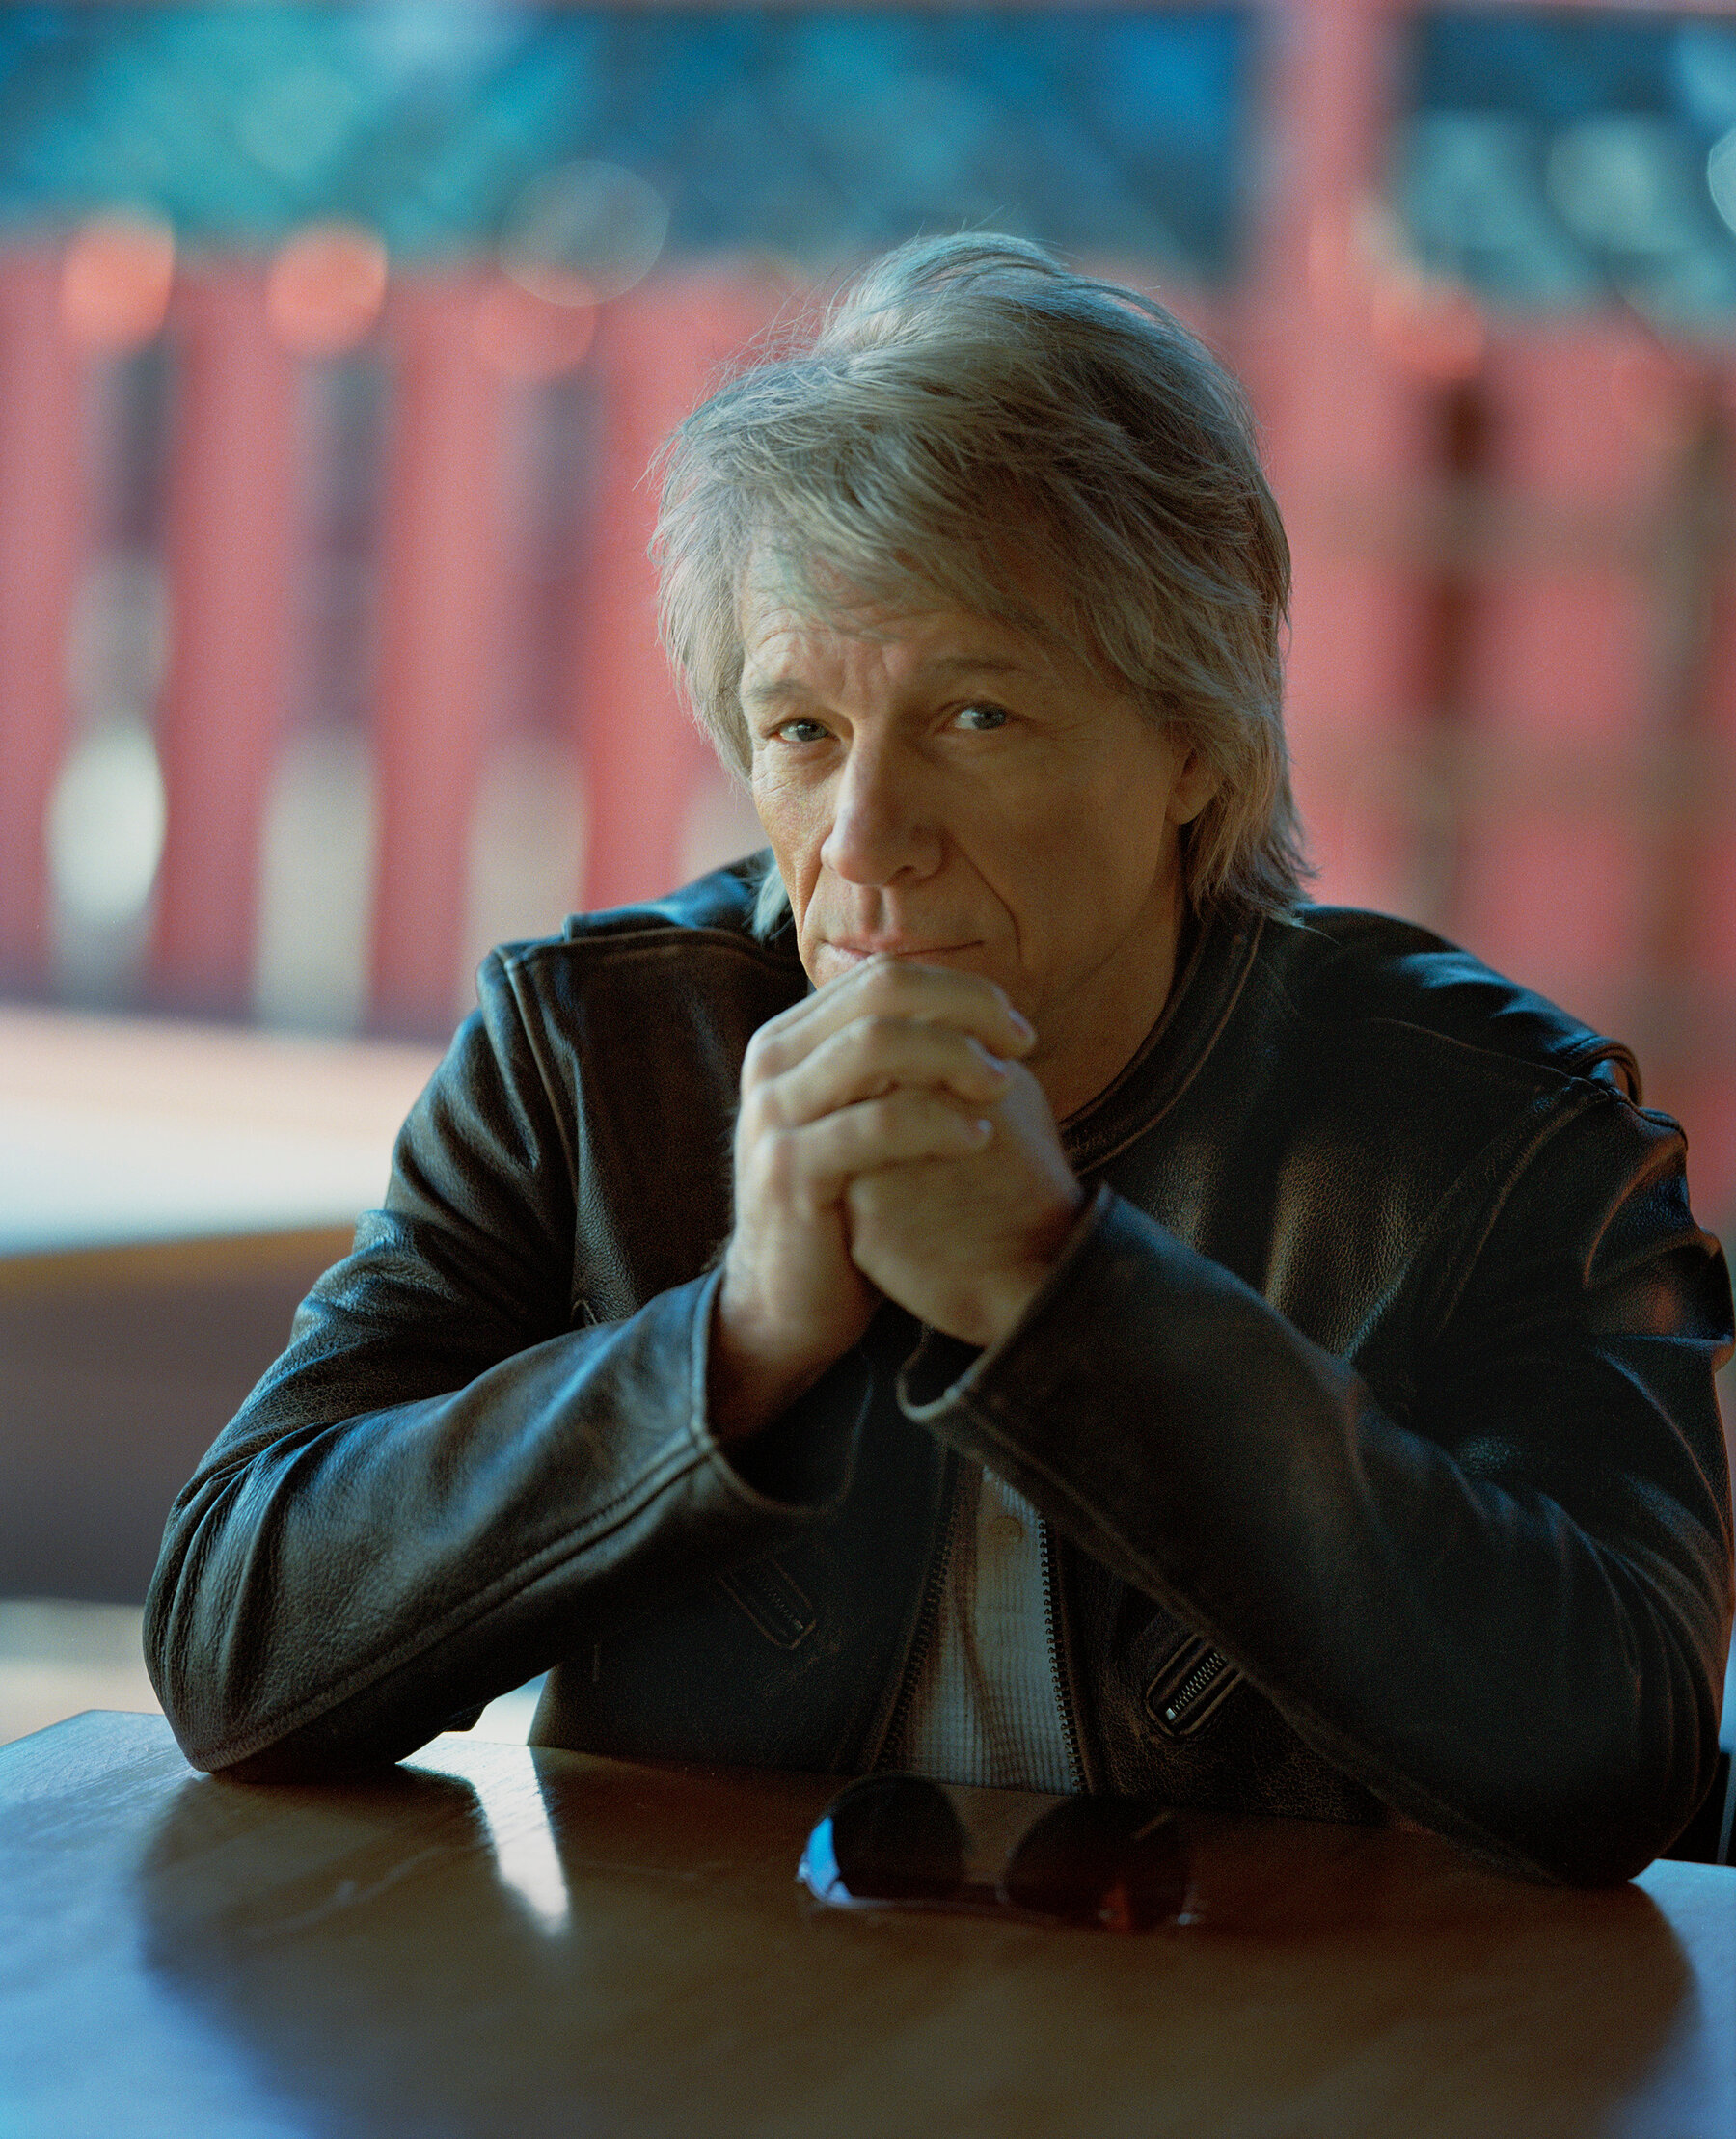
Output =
[{"x1": 1009, "y1": 1010, "x2": 1035, "y2": 1042}]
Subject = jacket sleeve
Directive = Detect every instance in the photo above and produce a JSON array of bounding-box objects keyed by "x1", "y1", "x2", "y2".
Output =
[
  {"x1": 899, "y1": 1088, "x2": 1735, "y2": 1885},
  {"x1": 144, "y1": 952, "x2": 856, "y2": 1780}
]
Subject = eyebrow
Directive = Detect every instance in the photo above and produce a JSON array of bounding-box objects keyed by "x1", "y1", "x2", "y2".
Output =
[
  {"x1": 741, "y1": 676, "x2": 816, "y2": 707},
  {"x1": 741, "y1": 653, "x2": 1030, "y2": 707}
]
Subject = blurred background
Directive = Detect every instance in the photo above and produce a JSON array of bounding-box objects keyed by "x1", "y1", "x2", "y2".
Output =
[{"x1": 1, "y1": 0, "x2": 1732, "y2": 1746}]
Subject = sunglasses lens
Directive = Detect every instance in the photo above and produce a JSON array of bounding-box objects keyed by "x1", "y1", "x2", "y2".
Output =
[
  {"x1": 1000, "y1": 1798, "x2": 1187, "y2": 1929},
  {"x1": 801, "y1": 1774, "x2": 967, "y2": 1905}
]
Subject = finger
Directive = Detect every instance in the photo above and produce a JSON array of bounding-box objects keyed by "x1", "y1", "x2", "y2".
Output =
[
  {"x1": 762, "y1": 1016, "x2": 1012, "y2": 1129},
  {"x1": 746, "y1": 958, "x2": 1034, "y2": 1082},
  {"x1": 755, "y1": 1089, "x2": 992, "y2": 1204}
]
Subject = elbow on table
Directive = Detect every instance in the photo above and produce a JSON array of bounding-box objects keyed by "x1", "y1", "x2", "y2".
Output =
[
  {"x1": 1451, "y1": 1717, "x2": 1725, "y2": 1888},
  {"x1": 143, "y1": 1566, "x2": 433, "y2": 1784},
  {"x1": 149, "y1": 1653, "x2": 446, "y2": 1783}
]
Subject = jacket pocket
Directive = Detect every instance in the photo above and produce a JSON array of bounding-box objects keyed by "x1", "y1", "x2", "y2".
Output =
[
  {"x1": 716, "y1": 1555, "x2": 818, "y2": 1651},
  {"x1": 1144, "y1": 1634, "x2": 1243, "y2": 1739}
]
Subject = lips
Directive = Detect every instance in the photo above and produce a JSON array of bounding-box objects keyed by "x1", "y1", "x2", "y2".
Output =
[{"x1": 827, "y1": 940, "x2": 975, "y2": 961}]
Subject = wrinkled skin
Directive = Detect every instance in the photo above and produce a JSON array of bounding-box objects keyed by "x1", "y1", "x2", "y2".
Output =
[{"x1": 711, "y1": 585, "x2": 1217, "y2": 1437}]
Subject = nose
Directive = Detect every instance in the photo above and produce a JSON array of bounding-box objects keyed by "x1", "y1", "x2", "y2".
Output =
[{"x1": 820, "y1": 733, "x2": 943, "y2": 887}]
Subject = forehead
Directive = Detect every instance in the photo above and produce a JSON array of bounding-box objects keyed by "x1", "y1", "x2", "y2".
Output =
[
  {"x1": 741, "y1": 609, "x2": 1031, "y2": 698},
  {"x1": 738, "y1": 554, "x2": 1057, "y2": 701}
]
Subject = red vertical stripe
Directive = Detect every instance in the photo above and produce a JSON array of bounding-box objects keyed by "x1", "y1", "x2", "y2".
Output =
[
  {"x1": 150, "y1": 271, "x2": 299, "y2": 1012},
  {"x1": 368, "y1": 278, "x2": 506, "y2": 1032},
  {"x1": 568, "y1": 267, "x2": 783, "y2": 915},
  {"x1": 1451, "y1": 331, "x2": 1658, "y2": 1033},
  {"x1": 1249, "y1": 0, "x2": 1435, "y2": 919},
  {"x1": 0, "y1": 251, "x2": 87, "y2": 984}
]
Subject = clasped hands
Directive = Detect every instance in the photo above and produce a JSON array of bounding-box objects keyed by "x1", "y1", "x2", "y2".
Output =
[{"x1": 711, "y1": 958, "x2": 1084, "y2": 1441}]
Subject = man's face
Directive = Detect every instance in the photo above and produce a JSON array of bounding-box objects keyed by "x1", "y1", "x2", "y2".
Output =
[{"x1": 739, "y1": 572, "x2": 1217, "y2": 1117}]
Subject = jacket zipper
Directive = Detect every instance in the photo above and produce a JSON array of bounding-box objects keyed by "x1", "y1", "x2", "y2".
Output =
[
  {"x1": 1039, "y1": 1519, "x2": 1087, "y2": 1793},
  {"x1": 1163, "y1": 1647, "x2": 1233, "y2": 1727},
  {"x1": 1145, "y1": 1633, "x2": 1243, "y2": 1738},
  {"x1": 866, "y1": 1451, "x2": 961, "y2": 1769}
]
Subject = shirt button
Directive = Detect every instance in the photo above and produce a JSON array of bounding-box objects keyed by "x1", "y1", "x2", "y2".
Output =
[{"x1": 988, "y1": 1511, "x2": 1026, "y2": 1545}]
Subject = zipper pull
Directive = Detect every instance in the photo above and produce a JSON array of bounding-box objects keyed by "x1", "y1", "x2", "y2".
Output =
[{"x1": 1144, "y1": 1634, "x2": 1243, "y2": 1739}]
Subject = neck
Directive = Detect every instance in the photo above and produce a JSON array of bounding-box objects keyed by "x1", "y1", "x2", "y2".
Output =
[{"x1": 1036, "y1": 896, "x2": 1190, "y2": 1124}]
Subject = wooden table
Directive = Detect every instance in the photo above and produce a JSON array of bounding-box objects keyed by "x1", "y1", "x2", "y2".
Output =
[{"x1": 3, "y1": 1714, "x2": 1731, "y2": 2139}]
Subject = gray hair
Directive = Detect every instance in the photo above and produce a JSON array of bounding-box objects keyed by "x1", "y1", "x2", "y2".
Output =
[{"x1": 654, "y1": 233, "x2": 1307, "y2": 934}]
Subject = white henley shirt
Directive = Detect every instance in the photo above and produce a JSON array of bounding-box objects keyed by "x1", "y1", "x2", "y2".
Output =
[{"x1": 893, "y1": 1460, "x2": 1078, "y2": 1795}]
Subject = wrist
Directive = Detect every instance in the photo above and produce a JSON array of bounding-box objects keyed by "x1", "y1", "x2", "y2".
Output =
[
  {"x1": 899, "y1": 1184, "x2": 1114, "y2": 1414},
  {"x1": 956, "y1": 1189, "x2": 1090, "y2": 1349},
  {"x1": 709, "y1": 1281, "x2": 847, "y2": 1444}
]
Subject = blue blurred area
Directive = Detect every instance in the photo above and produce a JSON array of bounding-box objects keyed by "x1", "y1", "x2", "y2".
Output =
[
  {"x1": 0, "y1": 4, "x2": 1254, "y2": 275},
  {"x1": 1414, "y1": 9, "x2": 1733, "y2": 122},
  {"x1": 1401, "y1": 11, "x2": 1736, "y2": 325}
]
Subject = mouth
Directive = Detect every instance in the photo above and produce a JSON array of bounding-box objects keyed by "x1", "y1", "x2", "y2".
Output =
[{"x1": 825, "y1": 940, "x2": 979, "y2": 965}]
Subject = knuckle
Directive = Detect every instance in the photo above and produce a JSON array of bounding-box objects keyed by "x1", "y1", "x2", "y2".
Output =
[
  {"x1": 863, "y1": 1091, "x2": 922, "y2": 1143},
  {"x1": 858, "y1": 961, "x2": 911, "y2": 1009},
  {"x1": 740, "y1": 1086, "x2": 780, "y2": 1137},
  {"x1": 759, "y1": 1127, "x2": 800, "y2": 1190},
  {"x1": 752, "y1": 1029, "x2": 793, "y2": 1078},
  {"x1": 857, "y1": 1093, "x2": 900, "y2": 1137}
]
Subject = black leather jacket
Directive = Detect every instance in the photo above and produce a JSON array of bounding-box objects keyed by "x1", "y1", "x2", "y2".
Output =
[{"x1": 146, "y1": 862, "x2": 1735, "y2": 1884}]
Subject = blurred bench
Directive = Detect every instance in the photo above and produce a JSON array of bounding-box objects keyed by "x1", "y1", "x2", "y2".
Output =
[{"x1": 0, "y1": 1005, "x2": 437, "y2": 1602}]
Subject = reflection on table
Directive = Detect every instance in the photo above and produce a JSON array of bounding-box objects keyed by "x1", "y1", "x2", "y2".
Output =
[{"x1": 1, "y1": 1712, "x2": 1731, "y2": 2139}]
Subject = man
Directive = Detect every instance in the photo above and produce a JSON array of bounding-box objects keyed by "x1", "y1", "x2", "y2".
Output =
[{"x1": 147, "y1": 236, "x2": 1733, "y2": 1885}]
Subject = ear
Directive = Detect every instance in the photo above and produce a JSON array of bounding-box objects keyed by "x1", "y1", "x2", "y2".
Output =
[{"x1": 1165, "y1": 745, "x2": 1221, "y2": 827}]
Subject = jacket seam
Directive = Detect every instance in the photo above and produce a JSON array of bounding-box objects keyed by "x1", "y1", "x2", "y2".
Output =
[
  {"x1": 195, "y1": 1429, "x2": 713, "y2": 1770},
  {"x1": 1343, "y1": 1013, "x2": 1642, "y2": 1103},
  {"x1": 1423, "y1": 1083, "x2": 1619, "y2": 1346},
  {"x1": 493, "y1": 949, "x2": 579, "y2": 1190}
]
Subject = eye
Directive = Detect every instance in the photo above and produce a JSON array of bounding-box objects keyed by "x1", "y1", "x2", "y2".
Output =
[
  {"x1": 771, "y1": 718, "x2": 831, "y2": 745},
  {"x1": 953, "y1": 701, "x2": 1011, "y2": 733}
]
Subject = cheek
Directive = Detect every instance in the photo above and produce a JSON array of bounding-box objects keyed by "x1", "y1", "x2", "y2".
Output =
[
  {"x1": 983, "y1": 772, "x2": 1154, "y2": 887},
  {"x1": 992, "y1": 771, "x2": 1176, "y2": 937},
  {"x1": 1081, "y1": 741, "x2": 1184, "y2": 874},
  {"x1": 749, "y1": 763, "x2": 830, "y2": 899},
  {"x1": 749, "y1": 761, "x2": 805, "y2": 847}
]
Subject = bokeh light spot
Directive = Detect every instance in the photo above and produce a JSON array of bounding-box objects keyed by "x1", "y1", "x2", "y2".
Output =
[
  {"x1": 502, "y1": 162, "x2": 668, "y2": 306},
  {"x1": 60, "y1": 212, "x2": 175, "y2": 353},
  {"x1": 236, "y1": 64, "x2": 364, "y2": 182},
  {"x1": 1547, "y1": 117, "x2": 1699, "y2": 256},
  {"x1": 48, "y1": 718, "x2": 167, "y2": 929},
  {"x1": 1709, "y1": 129, "x2": 1736, "y2": 238},
  {"x1": 267, "y1": 223, "x2": 389, "y2": 356}
]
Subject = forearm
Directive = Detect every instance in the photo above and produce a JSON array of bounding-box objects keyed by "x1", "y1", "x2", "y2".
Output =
[
  {"x1": 146, "y1": 1270, "x2": 858, "y2": 1779},
  {"x1": 900, "y1": 1187, "x2": 1733, "y2": 1883}
]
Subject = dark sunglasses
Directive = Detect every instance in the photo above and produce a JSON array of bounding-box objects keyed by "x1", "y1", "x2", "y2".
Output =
[{"x1": 799, "y1": 1773, "x2": 1190, "y2": 1931}]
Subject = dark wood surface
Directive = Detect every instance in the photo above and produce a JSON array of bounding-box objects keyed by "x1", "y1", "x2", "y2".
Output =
[{"x1": 3, "y1": 1711, "x2": 1731, "y2": 2138}]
